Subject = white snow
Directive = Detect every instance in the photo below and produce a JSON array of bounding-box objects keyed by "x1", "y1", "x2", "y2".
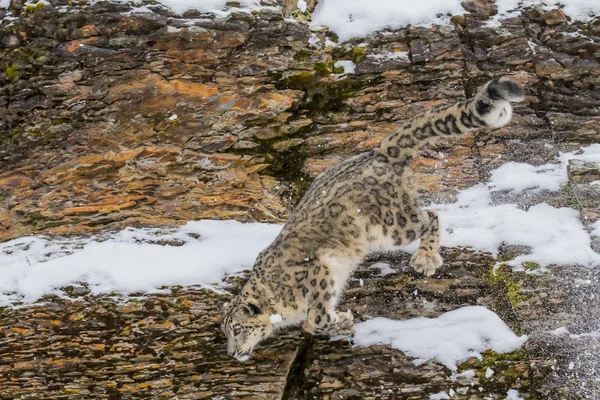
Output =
[
  {"x1": 549, "y1": 326, "x2": 600, "y2": 339},
  {"x1": 490, "y1": 0, "x2": 600, "y2": 27},
  {"x1": 2, "y1": 145, "x2": 600, "y2": 305},
  {"x1": 351, "y1": 306, "x2": 528, "y2": 371},
  {"x1": 449, "y1": 369, "x2": 475, "y2": 381},
  {"x1": 308, "y1": 33, "x2": 321, "y2": 48},
  {"x1": 0, "y1": 220, "x2": 281, "y2": 306},
  {"x1": 151, "y1": 0, "x2": 263, "y2": 16},
  {"x1": 334, "y1": 60, "x2": 356, "y2": 74},
  {"x1": 434, "y1": 187, "x2": 600, "y2": 268},
  {"x1": 370, "y1": 262, "x2": 396, "y2": 276},
  {"x1": 488, "y1": 162, "x2": 565, "y2": 194},
  {"x1": 432, "y1": 144, "x2": 600, "y2": 269},
  {"x1": 489, "y1": 144, "x2": 600, "y2": 194},
  {"x1": 297, "y1": 0, "x2": 307, "y2": 13},
  {"x1": 311, "y1": 0, "x2": 464, "y2": 41},
  {"x1": 505, "y1": 389, "x2": 524, "y2": 400},
  {"x1": 310, "y1": 0, "x2": 600, "y2": 42},
  {"x1": 429, "y1": 392, "x2": 450, "y2": 400},
  {"x1": 269, "y1": 313, "x2": 283, "y2": 324},
  {"x1": 591, "y1": 220, "x2": 600, "y2": 237},
  {"x1": 485, "y1": 367, "x2": 494, "y2": 378},
  {"x1": 551, "y1": 326, "x2": 570, "y2": 336},
  {"x1": 368, "y1": 50, "x2": 410, "y2": 62},
  {"x1": 0, "y1": 0, "x2": 10, "y2": 8}
]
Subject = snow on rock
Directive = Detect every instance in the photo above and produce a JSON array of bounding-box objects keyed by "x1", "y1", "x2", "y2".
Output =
[
  {"x1": 591, "y1": 220, "x2": 600, "y2": 237},
  {"x1": 297, "y1": 0, "x2": 307, "y2": 12},
  {"x1": 0, "y1": 0, "x2": 10, "y2": 8},
  {"x1": 351, "y1": 306, "x2": 528, "y2": 371},
  {"x1": 333, "y1": 60, "x2": 356, "y2": 74},
  {"x1": 311, "y1": 0, "x2": 464, "y2": 41},
  {"x1": 549, "y1": 326, "x2": 600, "y2": 339},
  {"x1": 489, "y1": 144, "x2": 600, "y2": 194},
  {"x1": 433, "y1": 144, "x2": 600, "y2": 269},
  {"x1": 368, "y1": 50, "x2": 410, "y2": 62},
  {"x1": 3, "y1": 145, "x2": 600, "y2": 305},
  {"x1": 148, "y1": 0, "x2": 263, "y2": 16},
  {"x1": 488, "y1": 162, "x2": 565, "y2": 194},
  {"x1": 449, "y1": 369, "x2": 475, "y2": 381},
  {"x1": 490, "y1": 0, "x2": 600, "y2": 26},
  {"x1": 429, "y1": 391, "x2": 450, "y2": 400},
  {"x1": 0, "y1": 220, "x2": 281, "y2": 306},
  {"x1": 434, "y1": 185, "x2": 600, "y2": 268},
  {"x1": 370, "y1": 262, "x2": 396, "y2": 276},
  {"x1": 505, "y1": 389, "x2": 525, "y2": 400},
  {"x1": 311, "y1": 0, "x2": 600, "y2": 42}
]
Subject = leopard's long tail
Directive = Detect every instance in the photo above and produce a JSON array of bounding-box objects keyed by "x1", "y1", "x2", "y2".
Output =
[{"x1": 377, "y1": 77, "x2": 525, "y2": 163}]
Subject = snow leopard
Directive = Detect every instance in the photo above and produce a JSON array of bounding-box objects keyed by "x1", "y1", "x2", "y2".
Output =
[{"x1": 221, "y1": 77, "x2": 525, "y2": 360}]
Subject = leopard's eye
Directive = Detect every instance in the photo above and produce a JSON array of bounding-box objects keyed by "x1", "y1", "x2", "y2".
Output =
[{"x1": 233, "y1": 328, "x2": 242, "y2": 336}]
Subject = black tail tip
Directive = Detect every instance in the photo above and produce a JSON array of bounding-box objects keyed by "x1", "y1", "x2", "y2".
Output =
[{"x1": 486, "y1": 77, "x2": 525, "y2": 103}]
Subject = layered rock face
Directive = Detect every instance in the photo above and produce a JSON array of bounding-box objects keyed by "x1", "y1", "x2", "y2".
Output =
[
  {"x1": 1, "y1": 0, "x2": 600, "y2": 399},
  {"x1": 2, "y1": 0, "x2": 598, "y2": 242}
]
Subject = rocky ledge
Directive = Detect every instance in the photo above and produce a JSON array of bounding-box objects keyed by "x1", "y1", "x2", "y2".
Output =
[
  {"x1": 1, "y1": 0, "x2": 599, "y2": 241},
  {"x1": 1, "y1": 0, "x2": 600, "y2": 398}
]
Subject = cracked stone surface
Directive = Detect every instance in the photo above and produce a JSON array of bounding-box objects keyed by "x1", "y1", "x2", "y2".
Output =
[{"x1": 1, "y1": 0, "x2": 600, "y2": 398}]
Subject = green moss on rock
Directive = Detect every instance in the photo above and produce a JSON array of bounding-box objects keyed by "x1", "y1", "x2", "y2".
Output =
[
  {"x1": 294, "y1": 50, "x2": 312, "y2": 62},
  {"x1": 352, "y1": 46, "x2": 366, "y2": 63},
  {"x1": 313, "y1": 62, "x2": 332, "y2": 77},
  {"x1": 522, "y1": 261, "x2": 540, "y2": 271},
  {"x1": 4, "y1": 63, "x2": 19, "y2": 83}
]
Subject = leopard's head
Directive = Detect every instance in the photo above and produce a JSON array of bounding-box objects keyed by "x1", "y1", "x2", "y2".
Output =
[{"x1": 221, "y1": 297, "x2": 273, "y2": 361}]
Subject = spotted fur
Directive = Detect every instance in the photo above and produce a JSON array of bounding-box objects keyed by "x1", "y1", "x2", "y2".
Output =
[{"x1": 221, "y1": 77, "x2": 525, "y2": 360}]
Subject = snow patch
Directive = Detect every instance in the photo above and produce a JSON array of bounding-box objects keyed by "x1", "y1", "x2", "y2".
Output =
[
  {"x1": 297, "y1": 0, "x2": 307, "y2": 12},
  {"x1": 3, "y1": 145, "x2": 600, "y2": 305},
  {"x1": 310, "y1": 0, "x2": 599, "y2": 43},
  {"x1": 311, "y1": 0, "x2": 464, "y2": 42},
  {"x1": 591, "y1": 220, "x2": 600, "y2": 237},
  {"x1": 551, "y1": 326, "x2": 600, "y2": 339},
  {"x1": 433, "y1": 144, "x2": 600, "y2": 268},
  {"x1": 505, "y1": 389, "x2": 525, "y2": 400},
  {"x1": 429, "y1": 392, "x2": 450, "y2": 400},
  {"x1": 351, "y1": 306, "x2": 528, "y2": 371},
  {"x1": 334, "y1": 60, "x2": 356, "y2": 74},
  {"x1": 370, "y1": 262, "x2": 396, "y2": 276},
  {"x1": 368, "y1": 50, "x2": 410, "y2": 61},
  {"x1": 490, "y1": 0, "x2": 600, "y2": 27},
  {"x1": 0, "y1": 221, "x2": 281, "y2": 306},
  {"x1": 0, "y1": 0, "x2": 11, "y2": 8},
  {"x1": 434, "y1": 186, "x2": 600, "y2": 268},
  {"x1": 449, "y1": 369, "x2": 475, "y2": 381},
  {"x1": 489, "y1": 144, "x2": 600, "y2": 194},
  {"x1": 149, "y1": 0, "x2": 264, "y2": 17},
  {"x1": 488, "y1": 162, "x2": 565, "y2": 194}
]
